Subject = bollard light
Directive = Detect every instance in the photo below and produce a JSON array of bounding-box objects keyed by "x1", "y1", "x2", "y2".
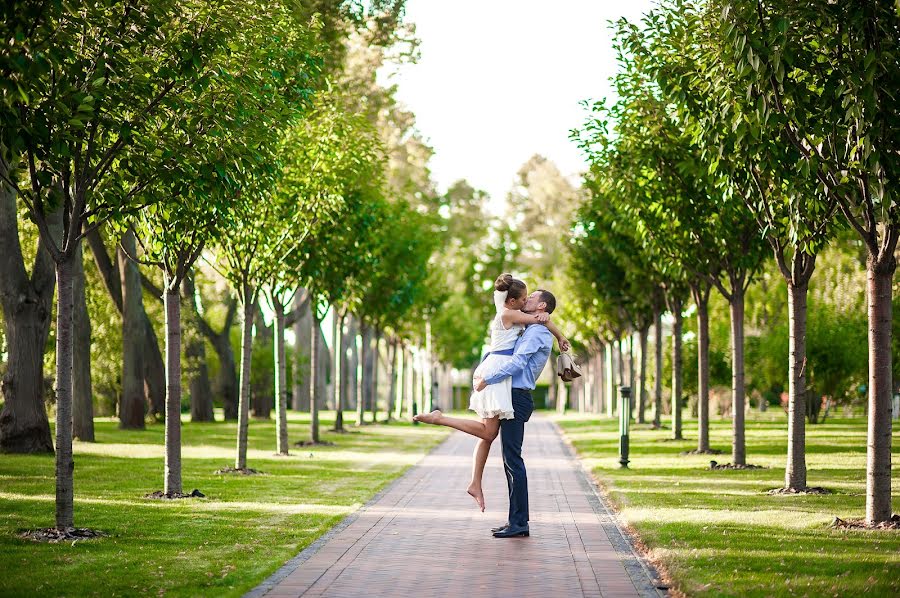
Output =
[{"x1": 619, "y1": 386, "x2": 631, "y2": 468}]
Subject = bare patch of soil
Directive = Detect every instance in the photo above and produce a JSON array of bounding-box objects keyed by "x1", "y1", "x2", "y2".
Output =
[
  {"x1": 831, "y1": 514, "x2": 900, "y2": 530},
  {"x1": 19, "y1": 527, "x2": 106, "y2": 543},
  {"x1": 215, "y1": 466, "x2": 263, "y2": 475},
  {"x1": 766, "y1": 486, "x2": 830, "y2": 496},
  {"x1": 144, "y1": 489, "x2": 206, "y2": 499},
  {"x1": 708, "y1": 460, "x2": 766, "y2": 470},
  {"x1": 294, "y1": 440, "x2": 335, "y2": 447}
]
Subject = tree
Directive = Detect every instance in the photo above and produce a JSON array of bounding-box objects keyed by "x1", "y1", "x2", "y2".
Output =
[
  {"x1": 655, "y1": 0, "x2": 838, "y2": 487},
  {"x1": 0, "y1": 0, "x2": 267, "y2": 530},
  {"x1": 710, "y1": 0, "x2": 899, "y2": 523},
  {"x1": 569, "y1": 175, "x2": 665, "y2": 425},
  {"x1": 85, "y1": 228, "x2": 166, "y2": 423},
  {"x1": 266, "y1": 93, "x2": 384, "y2": 452},
  {"x1": 0, "y1": 183, "x2": 59, "y2": 453},
  {"x1": 355, "y1": 200, "x2": 440, "y2": 424},
  {"x1": 582, "y1": 13, "x2": 771, "y2": 458}
]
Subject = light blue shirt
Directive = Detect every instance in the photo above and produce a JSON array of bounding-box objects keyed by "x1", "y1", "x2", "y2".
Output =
[{"x1": 483, "y1": 324, "x2": 553, "y2": 390}]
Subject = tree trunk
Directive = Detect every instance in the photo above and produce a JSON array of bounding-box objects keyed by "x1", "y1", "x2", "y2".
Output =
[
  {"x1": 387, "y1": 339, "x2": 399, "y2": 422},
  {"x1": 309, "y1": 314, "x2": 321, "y2": 443},
  {"x1": 616, "y1": 338, "x2": 625, "y2": 396},
  {"x1": 183, "y1": 276, "x2": 213, "y2": 422},
  {"x1": 785, "y1": 280, "x2": 809, "y2": 489},
  {"x1": 653, "y1": 309, "x2": 664, "y2": 428},
  {"x1": 371, "y1": 329, "x2": 381, "y2": 422},
  {"x1": 606, "y1": 340, "x2": 615, "y2": 418},
  {"x1": 118, "y1": 231, "x2": 146, "y2": 429},
  {"x1": 84, "y1": 229, "x2": 165, "y2": 419},
  {"x1": 730, "y1": 288, "x2": 746, "y2": 465},
  {"x1": 401, "y1": 345, "x2": 412, "y2": 420},
  {"x1": 410, "y1": 349, "x2": 419, "y2": 420},
  {"x1": 671, "y1": 301, "x2": 683, "y2": 441},
  {"x1": 292, "y1": 292, "x2": 312, "y2": 412},
  {"x1": 866, "y1": 258, "x2": 895, "y2": 524},
  {"x1": 553, "y1": 353, "x2": 565, "y2": 414},
  {"x1": 596, "y1": 348, "x2": 605, "y2": 414},
  {"x1": 235, "y1": 290, "x2": 254, "y2": 470},
  {"x1": 360, "y1": 324, "x2": 374, "y2": 425},
  {"x1": 694, "y1": 285, "x2": 711, "y2": 452},
  {"x1": 142, "y1": 320, "x2": 166, "y2": 420},
  {"x1": 55, "y1": 252, "x2": 76, "y2": 528},
  {"x1": 190, "y1": 294, "x2": 238, "y2": 420},
  {"x1": 0, "y1": 163, "x2": 57, "y2": 453},
  {"x1": 549, "y1": 349, "x2": 558, "y2": 409},
  {"x1": 343, "y1": 315, "x2": 358, "y2": 416},
  {"x1": 316, "y1": 319, "x2": 329, "y2": 414},
  {"x1": 273, "y1": 296, "x2": 289, "y2": 455},
  {"x1": 72, "y1": 243, "x2": 94, "y2": 442},
  {"x1": 638, "y1": 326, "x2": 648, "y2": 425},
  {"x1": 163, "y1": 278, "x2": 183, "y2": 494},
  {"x1": 214, "y1": 334, "x2": 239, "y2": 420},
  {"x1": 0, "y1": 298, "x2": 55, "y2": 453},
  {"x1": 628, "y1": 333, "x2": 635, "y2": 391},
  {"x1": 333, "y1": 311, "x2": 344, "y2": 431},
  {"x1": 252, "y1": 305, "x2": 273, "y2": 419}
]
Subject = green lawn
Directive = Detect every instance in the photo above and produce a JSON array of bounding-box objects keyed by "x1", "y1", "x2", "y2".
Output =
[
  {"x1": 0, "y1": 411, "x2": 450, "y2": 597},
  {"x1": 553, "y1": 412, "x2": 900, "y2": 598}
]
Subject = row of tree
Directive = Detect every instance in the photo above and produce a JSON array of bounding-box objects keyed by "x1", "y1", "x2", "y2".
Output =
[
  {"x1": 566, "y1": 0, "x2": 898, "y2": 525},
  {"x1": 0, "y1": 0, "x2": 481, "y2": 535}
]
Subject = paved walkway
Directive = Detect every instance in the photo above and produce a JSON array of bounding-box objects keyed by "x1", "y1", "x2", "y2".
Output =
[{"x1": 248, "y1": 415, "x2": 664, "y2": 598}]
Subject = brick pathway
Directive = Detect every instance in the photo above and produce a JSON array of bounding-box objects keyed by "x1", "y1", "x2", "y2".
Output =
[{"x1": 247, "y1": 415, "x2": 664, "y2": 598}]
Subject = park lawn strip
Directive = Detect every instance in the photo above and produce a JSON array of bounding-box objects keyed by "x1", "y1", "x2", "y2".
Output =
[
  {"x1": 553, "y1": 413, "x2": 900, "y2": 598},
  {"x1": 0, "y1": 411, "x2": 450, "y2": 597}
]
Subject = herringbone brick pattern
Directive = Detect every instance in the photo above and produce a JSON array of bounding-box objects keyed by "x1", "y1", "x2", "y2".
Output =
[{"x1": 258, "y1": 416, "x2": 643, "y2": 598}]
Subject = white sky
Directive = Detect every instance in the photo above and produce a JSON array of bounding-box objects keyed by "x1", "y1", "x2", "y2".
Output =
[{"x1": 384, "y1": 0, "x2": 657, "y2": 215}]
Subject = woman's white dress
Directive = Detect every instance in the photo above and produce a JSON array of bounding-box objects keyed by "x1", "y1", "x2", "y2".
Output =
[{"x1": 469, "y1": 290, "x2": 524, "y2": 420}]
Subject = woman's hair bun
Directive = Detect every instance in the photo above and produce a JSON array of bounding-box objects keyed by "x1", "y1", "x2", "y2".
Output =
[{"x1": 495, "y1": 273, "x2": 513, "y2": 292}]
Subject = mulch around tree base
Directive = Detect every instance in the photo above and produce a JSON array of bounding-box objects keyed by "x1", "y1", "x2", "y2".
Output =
[
  {"x1": 831, "y1": 514, "x2": 900, "y2": 530},
  {"x1": 708, "y1": 460, "x2": 767, "y2": 470},
  {"x1": 144, "y1": 489, "x2": 206, "y2": 499},
  {"x1": 19, "y1": 527, "x2": 106, "y2": 543},
  {"x1": 766, "y1": 486, "x2": 830, "y2": 496},
  {"x1": 215, "y1": 467, "x2": 264, "y2": 475},
  {"x1": 681, "y1": 448, "x2": 723, "y2": 455},
  {"x1": 294, "y1": 440, "x2": 335, "y2": 447}
]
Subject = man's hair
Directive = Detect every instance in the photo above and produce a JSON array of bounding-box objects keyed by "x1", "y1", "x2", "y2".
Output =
[{"x1": 536, "y1": 289, "x2": 556, "y2": 314}]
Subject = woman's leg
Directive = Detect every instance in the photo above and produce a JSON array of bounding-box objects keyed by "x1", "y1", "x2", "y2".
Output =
[
  {"x1": 414, "y1": 409, "x2": 499, "y2": 441},
  {"x1": 467, "y1": 417, "x2": 500, "y2": 511}
]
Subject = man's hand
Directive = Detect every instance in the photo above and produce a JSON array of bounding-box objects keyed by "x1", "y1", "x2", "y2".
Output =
[{"x1": 473, "y1": 376, "x2": 487, "y2": 391}]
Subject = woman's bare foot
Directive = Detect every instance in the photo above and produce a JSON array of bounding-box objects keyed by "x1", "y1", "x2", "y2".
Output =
[
  {"x1": 467, "y1": 483, "x2": 485, "y2": 512},
  {"x1": 413, "y1": 409, "x2": 442, "y2": 425}
]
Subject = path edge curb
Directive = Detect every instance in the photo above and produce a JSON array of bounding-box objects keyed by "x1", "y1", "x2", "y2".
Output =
[
  {"x1": 242, "y1": 427, "x2": 453, "y2": 598},
  {"x1": 549, "y1": 418, "x2": 669, "y2": 598}
]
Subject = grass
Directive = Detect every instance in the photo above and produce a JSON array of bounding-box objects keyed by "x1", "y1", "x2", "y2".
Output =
[
  {"x1": 552, "y1": 411, "x2": 900, "y2": 598},
  {"x1": 0, "y1": 410, "x2": 450, "y2": 597}
]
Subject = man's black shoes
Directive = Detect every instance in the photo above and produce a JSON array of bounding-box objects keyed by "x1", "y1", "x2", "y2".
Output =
[
  {"x1": 491, "y1": 523, "x2": 509, "y2": 533},
  {"x1": 492, "y1": 525, "x2": 529, "y2": 538}
]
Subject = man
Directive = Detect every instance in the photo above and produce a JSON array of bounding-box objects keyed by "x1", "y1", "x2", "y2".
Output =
[{"x1": 474, "y1": 289, "x2": 557, "y2": 538}]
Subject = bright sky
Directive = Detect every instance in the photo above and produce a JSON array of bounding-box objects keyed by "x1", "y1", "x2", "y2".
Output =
[{"x1": 385, "y1": 0, "x2": 657, "y2": 215}]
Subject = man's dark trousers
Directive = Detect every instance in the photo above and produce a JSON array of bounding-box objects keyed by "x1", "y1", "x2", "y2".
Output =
[{"x1": 501, "y1": 388, "x2": 534, "y2": 529}]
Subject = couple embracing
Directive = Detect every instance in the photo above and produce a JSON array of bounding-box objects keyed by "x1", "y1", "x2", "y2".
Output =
[{"x1": 415, "y1": 274, "x2": 569, "y2": 538}]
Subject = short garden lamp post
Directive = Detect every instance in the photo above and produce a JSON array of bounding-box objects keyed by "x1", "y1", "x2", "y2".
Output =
[{"x1": 618, "y1": 386, "x2": 631, "y2": 468}]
